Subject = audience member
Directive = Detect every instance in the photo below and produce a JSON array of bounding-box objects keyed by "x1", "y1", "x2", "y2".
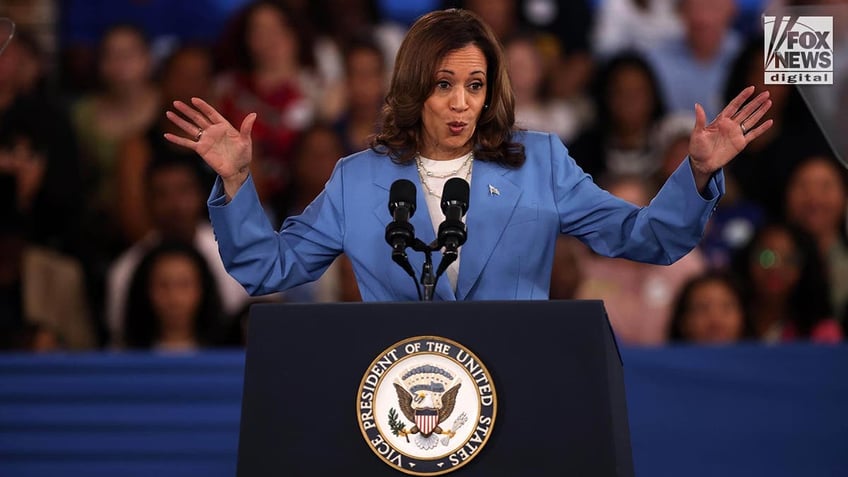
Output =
[
  {"x1": 333, "y1": 37, "x2": 386, "y2": 155},
  {"x1": 668, "y1": 271, "x2": 752, "y2": 344},
  {"x1": 0, "y1": 209, "x2": 94, "y2": 351},
  {"x1": 592, "y1": 0, "x2": 684, "y2": 58},
  {"x1": 283, "y1": 123, "x2": 361, "y2": 303},
  {"x1": 576, "y1": 174, "x2": 706, "y2": 346},
  {"x1": 72, "y1": 24, "x2": 160, "y2": 253},
  {"x1": 213, "y1": 0, "x2": 327, "y2": 222},
  {"x1": 732, "y1": 223, "x2": 842, "y2": 343},
  {"x1": 643, "y1": 0, "x2": 741, "y2": 118},
  {"x1": 0, "y1": 30, "x2": 83, "y2": 254},
  {"x1": 106, "y1": 155, "x2": 250, "y2": 346},
  {"x1": 569, "y1": 51, "x2": 666, "y2": 179},
  {"x1": 123, "y1": 241, "x2": 223, "y2": 351},
  {"x1": 783, "y1": 155, "x2": 848, "y2": 326},
  {"x1": 116, "y1": 45, "x2": 216, "y2": 243},
  {"x1": 505, "y1": 33, "x2": 582, "y2": 142}
]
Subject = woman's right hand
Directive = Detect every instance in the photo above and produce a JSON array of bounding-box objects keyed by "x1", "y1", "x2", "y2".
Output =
[{"x1": 164, "y1": 97, "x2": 257, "y2": 201}]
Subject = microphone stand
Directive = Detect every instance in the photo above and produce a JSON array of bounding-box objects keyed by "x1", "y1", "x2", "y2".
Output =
[{"x1": 410, "y1": 239, "x2": 438, "y2": 301}]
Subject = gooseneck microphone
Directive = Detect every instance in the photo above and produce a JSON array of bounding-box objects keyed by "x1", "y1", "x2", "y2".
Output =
[
  {"x1": 385, "y1": 179, "x2": 418, "y2": 281},
  {"x1": 435, "y1": 178, "x2": 470, "y2": 278}
]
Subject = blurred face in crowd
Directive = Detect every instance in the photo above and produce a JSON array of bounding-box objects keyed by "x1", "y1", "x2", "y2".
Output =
[
  {"x1": 785, "y1": 157, "x2": 847, "y2": 245},
  {"x1": 505, "y1": 38, "x2": 543, "y2": 102},
  {"x1": 247, "y1": 3, "x2": 298, "y2": 70},
  {"x1": 294, "y1": 126, "x2": 344, "y2": 203},
  {"x1": 346, "y1": 47, "x2": 385, "y2": 113},
  {"x1": 465, "y1": 0, "x2": 515, "y2": 39},
  {"x1": 148, "y1": 165, "x2": 203, "y2": 241},
  {"x1": 608, "y1": 65, "x2": 655, "y2": 132},
  {"x1": 679, "y1": 0, "x2": 736, "y2": 57},
  {"x1": 160, "y1": 48, "x2": 213, "y2": 106},
  {"x1": 99, "y1": 27, "x2": 152, "y2": 92},
  {"x1": 749, "y1": 227, "x2": 802, "y2": 299},
  {"x1": 148, "y1": 253, "x2": 202, "y2": 336},
  {"x1": 421, "y1": 45, "x2": 488, "y2": 160},
  {"x1": 679, "y1": 279, "x2": 745, "y2": 344}
]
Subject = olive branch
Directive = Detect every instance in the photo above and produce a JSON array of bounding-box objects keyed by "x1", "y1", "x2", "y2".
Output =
[{"x1": 388, "y1": 408, "x2": 409, "y2": 442}]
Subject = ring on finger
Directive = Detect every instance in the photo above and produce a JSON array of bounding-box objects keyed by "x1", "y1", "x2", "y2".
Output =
[
  {"x1": 740, "y1": 122, "x2": 747, "y2": 135},
  {"x1": 195, "y1": 128, "x2": 203, "y2": 141}
]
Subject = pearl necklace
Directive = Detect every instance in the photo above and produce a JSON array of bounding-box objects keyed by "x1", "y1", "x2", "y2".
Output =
[{"x1": 415, "y1": 153, "x2": 473, "y2": 199}]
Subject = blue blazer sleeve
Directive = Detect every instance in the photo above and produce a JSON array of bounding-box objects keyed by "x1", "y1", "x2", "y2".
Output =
[
  {"x1": 207, "y1": 164, "x2": 345, "y2": 296},
  {"x1": 551, "y1": 134, "x2": 724, "y2": 264}
]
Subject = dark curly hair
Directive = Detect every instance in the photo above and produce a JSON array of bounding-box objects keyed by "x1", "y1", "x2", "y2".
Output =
[{"x1": 370, "y1": 9, "x2": 525, "y2": 167}]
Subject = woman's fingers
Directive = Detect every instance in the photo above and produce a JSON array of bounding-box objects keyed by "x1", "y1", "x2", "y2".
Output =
[
  {"x1": 163, "y1": 132, "x2": 198, "y2": 150},
  {"x1": 239, "y1": 112, "x2": 257, "y2": 141},
  {"x1": 694, "y1": 102, "x2": 707, "y2": 130},
  {"x1": 740, "y1": 99, "x2": 773, "y2": 133},
  {"x1": 718, "y1": 85, "x2": 756, "y2": 119},
  {"x1": 165, "y1": 110, "x2": 204, "y2": 138},
  {"x1": 191, "y1": 97, "x2": 229, "y2": 125},
  {"x1": 741, "y1": 119, "x2": 774, "y2": 143},
  {"x1": 733, "y1": 90, "x2": 770, "y2": 123},
  {"x1": 172, "y1": 100, "x2": 212, "y2": 130}
]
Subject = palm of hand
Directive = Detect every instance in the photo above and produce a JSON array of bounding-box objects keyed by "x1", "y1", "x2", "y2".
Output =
[
  {"x1": 689, "y1": 115, "x2": 748, "y2": 175},
  {"x1": 687, "y1": 86, "x2": 773, "y2": 177},
  {"x1": 196, "y1": 122, "x2": 251, "y2": 179}
]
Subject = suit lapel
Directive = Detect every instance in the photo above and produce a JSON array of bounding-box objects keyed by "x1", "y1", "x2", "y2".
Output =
[
  {"x1": 456, "y1": 160, "x2": 521, "y2": 300},
  {"x1": 371, "y1": 158, "x2": 456, "y2": 301}
]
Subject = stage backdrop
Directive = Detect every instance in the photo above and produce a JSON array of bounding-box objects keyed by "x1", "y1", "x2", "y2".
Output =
[{"x1": 0, "y1": 344, "x2": 845, "y2": 477}]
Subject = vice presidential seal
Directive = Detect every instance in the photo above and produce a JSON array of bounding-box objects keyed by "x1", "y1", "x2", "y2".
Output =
[{"x1": 357, "y1": 336, "x2": 497, "y2": 475}]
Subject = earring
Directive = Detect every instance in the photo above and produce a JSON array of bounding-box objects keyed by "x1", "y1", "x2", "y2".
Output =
[{"x1": 483, "y1": 104, "x2": 489, "y2": 110}]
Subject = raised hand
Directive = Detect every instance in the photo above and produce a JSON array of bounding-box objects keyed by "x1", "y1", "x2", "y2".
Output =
[
  {"x1": 164, "y1": 97, "x2": 257, "y2": 200},
  {"x1": 688, "y1": 86, "x2": 774, "y2": 190}
]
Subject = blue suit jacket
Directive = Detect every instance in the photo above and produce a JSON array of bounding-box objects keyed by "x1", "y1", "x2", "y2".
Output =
[{"x1": 208, "y1": 131, "x2": 724, "y2": 301}]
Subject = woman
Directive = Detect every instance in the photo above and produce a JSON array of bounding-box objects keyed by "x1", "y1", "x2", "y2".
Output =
[
  {"x1": 123, "y1": 241, "x2": 223, "y2": 351},
  {"x1": 668, "y1": 272, "x2": 752, "y2": 345},
  {"x1": 784, "y1": 154, "x2": 848, "y2": 326},
  {"x1": 213, "y1": 0, "x2": 325, "y2": 221},
  {"x1": 569, "y1": 51, "x2": 666, "y2": 179},
  {"x1": 731, "y1": 223, "x2": 841, "y2": 343},
  {"x1": 164, "y1": 9, "x2": 771, "y2": 302}
]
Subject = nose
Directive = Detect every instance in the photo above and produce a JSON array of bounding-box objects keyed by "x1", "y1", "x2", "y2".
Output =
[{"x1": 449, "y1": 88, "x2": 468, "y2": 112}]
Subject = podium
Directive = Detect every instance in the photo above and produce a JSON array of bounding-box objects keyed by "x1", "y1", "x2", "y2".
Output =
[{"x1": 237, "y1": 300, "x2": 634, "y2": 476}]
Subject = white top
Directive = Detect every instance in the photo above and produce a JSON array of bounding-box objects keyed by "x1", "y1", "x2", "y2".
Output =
[{"x1": 416, "y1": 152, "x2": 473, "y2": 292}]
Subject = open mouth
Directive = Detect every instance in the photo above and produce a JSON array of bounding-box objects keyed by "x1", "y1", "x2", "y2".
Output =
[{"x1": 448, "y1": 122, "x2": 467, "y2": 134}]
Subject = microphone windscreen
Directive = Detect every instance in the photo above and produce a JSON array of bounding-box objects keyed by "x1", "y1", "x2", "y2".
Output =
[
  {"x1": 441, "y1": 178, "x2": 470, "y2": 214},
  {"x1": 389, "y1": 179, "x2": 417, "y2": 215}
]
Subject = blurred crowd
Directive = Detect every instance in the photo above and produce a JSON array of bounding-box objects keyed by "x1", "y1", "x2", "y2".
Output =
[{"x1": 0, "y1": 0, "x2": 845, "y2": 352}]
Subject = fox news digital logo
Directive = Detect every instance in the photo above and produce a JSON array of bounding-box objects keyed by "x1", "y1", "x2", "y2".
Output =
[{"x1": 764, "y1": 16, "x2": 833, "y2": 84}]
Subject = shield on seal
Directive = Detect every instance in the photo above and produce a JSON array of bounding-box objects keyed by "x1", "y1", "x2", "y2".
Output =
[{"x1": 414, "y1": 408, "x2": 438, "y2": 436}]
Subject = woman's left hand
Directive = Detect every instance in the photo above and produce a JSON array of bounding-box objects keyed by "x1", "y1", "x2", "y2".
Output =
[{"x1": 688, "y1": 85, "x2": 773, "y2": 191}]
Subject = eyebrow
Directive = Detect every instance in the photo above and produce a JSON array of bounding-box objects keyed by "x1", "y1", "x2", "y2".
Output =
[{"x1": 436, "y1": 69, "x2": 486, "y2": 76}]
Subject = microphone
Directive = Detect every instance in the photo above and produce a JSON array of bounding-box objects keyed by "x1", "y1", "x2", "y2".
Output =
[
  {"x1": 438, "y1": 178, "x2": 469, "y2": 252},
  {"x1": 385, "y1": 179, "x2": 417, "y2": 279},
  {"x1": 435, "y1": 178, "x2": 469, "y2": 280}
]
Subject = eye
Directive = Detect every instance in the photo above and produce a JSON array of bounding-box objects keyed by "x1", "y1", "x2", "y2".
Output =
[
  {"x1": 469, "y1": 81, "x2": 484, "y2": 91},
  {"x1": 436, "y1": 80, "x2": 451, "y2": 90}
]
